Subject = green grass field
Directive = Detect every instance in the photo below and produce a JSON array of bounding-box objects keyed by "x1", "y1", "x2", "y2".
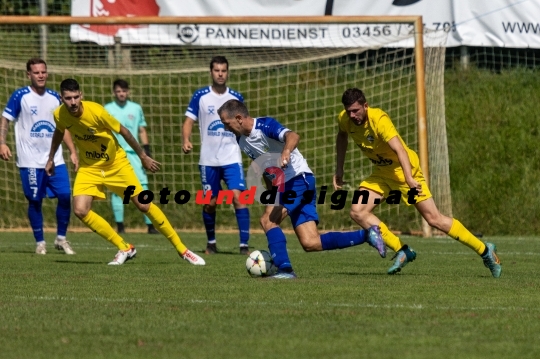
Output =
[{"x1": 1, "y1": 232, "x2": 539, "y2": 359}]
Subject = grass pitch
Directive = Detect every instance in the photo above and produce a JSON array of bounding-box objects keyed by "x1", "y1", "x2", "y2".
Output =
[{"x1": 0, "y1": 232, "x2": 539, "y2": 359}]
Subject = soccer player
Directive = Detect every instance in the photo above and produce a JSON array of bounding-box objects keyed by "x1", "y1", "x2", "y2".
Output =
[
  {"x1": 45, "y1": 78, "x2": 205, "y2": 266},
  {"x1": 0, "y1": 58, "x2": 77, "y2": 255},
  {"x1": 104, "y1": 79, "x2": 158, "y2": 235},
  {"x1": 334, "y1": 88, "x2": 502, "y2": 277},
  {"x1": 218, "y1": 99, "x2": 386, "y2": 279},
  {"x1": 182, "y1": 56, "x2": 250, "y2": 255}
]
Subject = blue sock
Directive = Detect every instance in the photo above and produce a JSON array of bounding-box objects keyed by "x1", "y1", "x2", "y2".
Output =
[
  {"x1": 28, "y1": 199, "x2": 44, "y2": 243},
  {"x1": 56, "y1": 193, "x2": 71, "y2": 237},
  {"x1": 202, "y1": 210, "x2": 216, "y2": 242},
  {"x1": 235, "y1": 208, "x2": 250, "y2": 246},
  {"x1": 267, "y1": 227, "x2": 292, "y2": 271},
  {"x1": 320, "y1": 230, "x2": 367, "y2": 251}
]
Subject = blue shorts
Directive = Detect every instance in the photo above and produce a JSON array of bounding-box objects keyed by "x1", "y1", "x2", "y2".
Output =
[
  {"x1": 280, "y1": 173, "x2": 319, "y2": 228},
  {"x1": 20, "y1": 164, "x2": 71, "y2": 200},
  {"x1": 199, "y1": 163, "x2": 246, "y2": 197}
]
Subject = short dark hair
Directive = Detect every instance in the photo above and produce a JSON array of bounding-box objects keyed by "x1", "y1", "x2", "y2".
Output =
[
  {"x1": 26, "y1": 58, "x2": 47, "y2": 71},
  {"x1": 341, "y1": 88, "x2": 367, "y2": 107},
  {"x1": 60, "y1": 78, "x2": 80, "y2": 93},
  {"x1": 218, "y1": 99, "x2": 249, "y2": 118},
  {"x1": 210, "y1": 56, "x2": 229, "y2": 71},
  {"x1": 113, "y1": 79, "x2": 129, "y2": 90}
]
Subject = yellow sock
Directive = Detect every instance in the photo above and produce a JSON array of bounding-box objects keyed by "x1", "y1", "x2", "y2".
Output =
[
  {"x1": 80, "y1": 210, "x2": 130, "y2": 250},
  {"x1": 145, "y1": 203, "x2": 187, "y2": 254},
  {"x1": 448, "y1": 219, "x2": 486, "y2": 255},
  {"x1": 378, "y1": 222, "x2": 404, "y2": 252}
]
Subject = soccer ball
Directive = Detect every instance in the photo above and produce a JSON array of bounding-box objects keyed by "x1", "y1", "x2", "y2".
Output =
[{"x1": 246, "y1": 250, "x2": 276, "y2": 277}]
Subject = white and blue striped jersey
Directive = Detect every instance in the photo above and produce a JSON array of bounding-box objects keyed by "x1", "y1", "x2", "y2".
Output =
[
  {"x1": 185, "y1": 86, "x2": 243, "y2": 166},
  {"x1": 2, "y1": 86, "x2": 64, "y2": 168},
  {"x1": 238, "y1": 117, "x2": 312, "y2": 182}
]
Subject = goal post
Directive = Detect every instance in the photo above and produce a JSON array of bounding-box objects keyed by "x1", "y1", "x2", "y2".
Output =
[{"x1": 0, "y1": 16, "x2": 449, "y2": 237}]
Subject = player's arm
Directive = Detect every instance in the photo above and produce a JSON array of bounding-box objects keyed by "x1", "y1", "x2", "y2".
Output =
[
  {"x1": 281, "y1": 131, "x2": 299, "y2": 168},
  {"x1": 45, "y1": 128, "x2": 65, "y2": 176},
  {"x1": 387, "y1": 136, "x2": 422, "y2": 195},
  {"x1": 118, "y1": 125, "x2": 160, "y2": 173},
  {"x1": 0, "y1": 116, "x2": 12, "y2": 161},
  {"x1": 138, "y1": 126, "x2": 151, "y2": 157},
  {"x1": 333, "y1": 129, "x2": 349, "y2": 190},
  {"x1": 62, "y1": 129, "x2": 79, "y2": 172},
  {"x1": 182, "y1": 117, "x2": 194, "y2": 154}
]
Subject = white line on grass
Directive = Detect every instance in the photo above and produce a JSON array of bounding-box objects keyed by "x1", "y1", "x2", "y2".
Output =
[{"x1": 11, "y1": 295, "x2": 539, "y2": 312}]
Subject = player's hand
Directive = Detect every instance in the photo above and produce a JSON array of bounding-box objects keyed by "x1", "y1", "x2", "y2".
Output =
[
  {"x1": 70, "y1": 151, "x2": 79, "y2": 172},
  {"x1": 182, "y1": 141, "x2": 193, "y2": 154},
  {"x1": 141, "y1": 155, "x2": 161, "y2": 173},
  {"x1": 333, "y1": 174, "x2": 346, "y2": 190},
  {"x1": 406, "y1": 177, "x2": 423, "y2": 196},
  {"x1": 0, "y1": 144, "x2": 12, "y2": 161},
  {"x1": 45, "y1": 159, "x2": 55, "y2": 176},
  {"x1": 280, "y1": 151, "x2": 290, "y2": 169}
]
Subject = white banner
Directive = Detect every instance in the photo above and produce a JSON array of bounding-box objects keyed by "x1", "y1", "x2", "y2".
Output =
[{"x1": 70, "y1": 0, "x2": 540, "y2": 48}]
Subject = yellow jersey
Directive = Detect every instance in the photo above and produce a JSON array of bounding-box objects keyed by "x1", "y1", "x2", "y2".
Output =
[
  {"x1": 337, "y1": 107, "x2": 421, "y2": 181},
  {"x1": 54, "y1": 101, "x2": 127, "y2": 168}
]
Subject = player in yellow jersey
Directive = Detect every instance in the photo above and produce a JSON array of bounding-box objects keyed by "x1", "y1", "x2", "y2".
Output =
[
  {"x1": 333, "y1": 88, "x2": 501, "y2": 277},
  {"x1": 45, "y1": 78, "x2": 205, "y2": 266}
]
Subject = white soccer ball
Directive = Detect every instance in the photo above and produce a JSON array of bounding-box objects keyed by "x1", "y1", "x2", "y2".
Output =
[{"x1": 246, "y1": 250, "x2": 276, "y2": 277}]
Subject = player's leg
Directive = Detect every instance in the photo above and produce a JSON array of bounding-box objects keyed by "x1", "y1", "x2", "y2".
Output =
[
  {"x1": 47, "y1": 164, "x2": 75, "y2": 254},
  {"x1": 415, "y1": 197, "x2": 501, "y2": 277},
  {"x1": 20, "y1": 168, "x2": 47, "y2": 254},
  {"x1": 222, "y1": 163, "x2": 250, "y2": 254},
  {"x1": 110, "y1": 193, "x2": 125, "y2": 233},
  {"x1": 259, "y1": 204, "x2": 296, "y2": 278},
  {"x1": 200, "y1": 165, "x2": 220, "y2": 254},
  {"x1": 110, "y1": 159, "x2": 204, "y2": 265},
  {"x1": 72, "y1": 168, "x2": 135, "y2": 265},
  {"x1": 350, "y1": 182, "x2": 415, "y2": 274},
  {"x1": 289, "y1": 173, "x2": 384, "y2": 256},
  {"x1": 127, "y1": 151, "x2": 157, "y2": 234}
]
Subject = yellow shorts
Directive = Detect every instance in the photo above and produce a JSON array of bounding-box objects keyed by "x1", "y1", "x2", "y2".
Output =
[
  {"x1": 73, "y1": 157, "x2": 144, "y2": 200},
  {"x1": 359, "y1": 173, "x2": 432, "y2": 206}
]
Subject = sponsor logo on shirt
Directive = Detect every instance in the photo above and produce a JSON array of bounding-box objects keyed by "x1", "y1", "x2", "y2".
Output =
[
  {"x1": 207, "y1": 120, "x2": 234, "y2": 138},
  {"x1": 74, "y1": 133, "x2": 98, "y2": 142},
  {"x1": 85, "y1": 144, "x2": 110, "y2": 161},
  {"x1": 30, "y1": 106, "x2": 38, "y2": 116},
  {"x1": 30, "y1": 120, "x2": 55, "y2": 138},
  {"x1": 370, "y1": 154, "x2": 393, "y2": 166}
]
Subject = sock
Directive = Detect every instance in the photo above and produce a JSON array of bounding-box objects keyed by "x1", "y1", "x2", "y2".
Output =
[
  {"x1": 448, "y1": 218, "x2": 486, "y2": 255},
  {"x1": 80, "y1": 210, "x2": 130, "y2": 250},
  {"x1": 27, "y1": 199, "x2": 44, "y2": 243},
  {"x1": 202, "y1": 210, "x2": 216, "y2": 242},
  {"x1": 56, "y1": 193, "x2": 71, "y2": 237},
  {"x1": 145, "y1": 203, "x2": 187, "y2": 254},
  {"x1": 379, "y1": 222, "x2": 404, "y2": 253},
  {"x1": 321, "y1": 229, "x2": 366, "y2": 250},
  {"x1": 235, "y1": 208, "x2": 250, "y2": 246},
  {"x1": 266, "y1": 227, "x2": 292, "y2": 271},
  {"x1": 111, "y1": 193, "x2": 124, "y2": 223}
]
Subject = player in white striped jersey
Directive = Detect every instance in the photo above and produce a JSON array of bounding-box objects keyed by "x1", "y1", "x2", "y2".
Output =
[
  {"x1": 182, "y1": 56, "x2": 250, "y2": 255},
  {"x1": 0, "y1": 58, "x2": 78, "y2": 255},
  {"x1": 218, "y1": 99, "x2": 386, "y2": 279}
]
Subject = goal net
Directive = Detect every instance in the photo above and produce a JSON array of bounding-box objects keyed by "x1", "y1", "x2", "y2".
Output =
[{"x1": 0, "y1": 16, "x2": 449, "y2": 235}]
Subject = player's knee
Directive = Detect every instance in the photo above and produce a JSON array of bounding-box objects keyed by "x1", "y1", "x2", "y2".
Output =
[
  {"x1": 73, "y1": 206, "x2": 89, "y2": 219},
  {"x1": 424, "y1": 213, "x2": 444, "y2": 230},
  {"x1": 135, "y1": 202, "x2": 150, "y2": 213},
  {"x1": 203, "y1": 203, "x2": 216, "y2": 213},
  {"x1": 56, "y1": 193, "x2": 71, "y2": 207}
]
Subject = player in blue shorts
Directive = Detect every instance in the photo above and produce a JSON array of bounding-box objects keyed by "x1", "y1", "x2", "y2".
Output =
[
  {"x1": 218, "y1": 99, "x2": 386, "y2": 279},
  {"x1": 104, "y1": 79, "x2": 159, "y2": 235},
  {"x1": 0, "y1": 58, "x2": 78, "y2": 255},
  {"x1": 182, "y1": 56, "x2": 250, "y2": 255}
]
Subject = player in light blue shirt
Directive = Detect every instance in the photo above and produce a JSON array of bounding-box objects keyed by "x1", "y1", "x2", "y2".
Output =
[
  {"x1": 104, "y1": 79, "x2": 158, "y2": 234},
  {"x1": 218, "y1": 99, "x2": 386, "y2": 279}
]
